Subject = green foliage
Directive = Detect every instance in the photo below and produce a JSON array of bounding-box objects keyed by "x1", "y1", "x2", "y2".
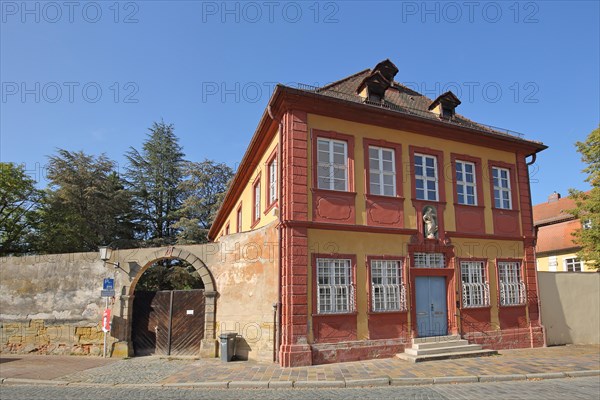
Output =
[
  {"x1": 126, "y1": 121, "x2": 185, "y2": 245},
  {"x1": 569, "y1": 126, "x2": 600, "y2": 270},
  {"x1": 0, "y1": 163, "x2": 42, "y2": 255},
  {"x1": 34, "y1": 150, "x2": 136, "y2": 253},
  {"x1": 172, "y1": 159, "x2": 234, "y2": 244},
  {"x1": 135, "y1": 258, "x2": 204, "y2": 291}
]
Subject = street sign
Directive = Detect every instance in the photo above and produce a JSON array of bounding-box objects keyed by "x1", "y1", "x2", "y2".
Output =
[
  {"x1": 101, "y1": 289, "x2": 115, "y2": 297},
  {"x1": 103, "y1": 278, "x2": 114, "y2": 290},
  {"x1": 102, "y1": 308, "x2": 111, "y2": 332}
]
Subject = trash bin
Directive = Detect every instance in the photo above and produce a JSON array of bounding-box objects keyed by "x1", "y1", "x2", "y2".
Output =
[{"x1": 219, "y1": 332, "x2": 237, "y2": 362}]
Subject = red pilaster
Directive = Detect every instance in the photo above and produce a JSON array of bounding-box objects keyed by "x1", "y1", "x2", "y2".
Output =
[{"x1": 279, "y1": 110, "x2": 312, "y2": 366}]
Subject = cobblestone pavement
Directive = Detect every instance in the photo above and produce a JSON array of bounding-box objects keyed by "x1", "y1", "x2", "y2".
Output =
[
  {"x1": 1, "y1": 345, "x2": 599, "y2": 387},
  {"x1": 0, "y1": 355, "x2": 116, "y2": 380},
  {"x1": 58, "y1": 356, "x2": 196, "y2": 385},
  {"x1": 1, "y1": 376, "x2": 599, "y2": 399},
  {"x1": 161, "y1": 345, "x2": 600, "y2": 384}
]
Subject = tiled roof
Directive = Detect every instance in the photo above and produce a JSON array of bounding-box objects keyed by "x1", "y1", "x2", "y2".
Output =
[
  {"x1": 536, "y1": 219, "x2": 581, "y2": 254},
  {"x1": 295, "y1": 63, "x2": 544, "y2": 145},
  {"x1": 532, "y1": 196, "x2": 577, "y2": 226}
]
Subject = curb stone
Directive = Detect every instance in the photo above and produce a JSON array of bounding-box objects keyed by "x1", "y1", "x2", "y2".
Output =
[
  {"x1": 390, "y1": 377, "x2": 433, "y2": 386},
  {"x1": 163, "y1": 381, "x2": 229, "y2": 388},
  {"x1": 526, "y1": 372, "x2": 566, "y2": 380},
  {"x1": 268, "y1": 380, "x2": 294, "y2": 389},
  {"x1": 293, "y1": 380, "x2": 345, "y2": 388},
  {"x1": 434, "y1": 376, "x2": 479, "y2": 384},
  {"x1": 478, "y1": 374, "x2": 526, "y2": 382},
  {"x1": 0, "y1": 369, "x2": 598, "y2": 388},
  {"x1": 228, "y1": 380, "x2": 270, "y2": 389},
  {"x1": 565, "y1": 370, "x2": 600, "y2": 378},
  {"x1": 66, "y1": 382, "x2": 117, "y2": 387},
  {"x1": 344, "y1": 377, "x2": 390, "y2": 387},
  {"x1": 2, "y1": 378, "x2": 68, "y2": 386},
  {"x1": 117, "y1": 383, "x2": 164, "y2": 388}
]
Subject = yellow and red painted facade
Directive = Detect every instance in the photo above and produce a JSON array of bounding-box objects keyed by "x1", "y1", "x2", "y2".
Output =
[{"x1": 209, "y1": 68, "x2": 547, "y2": 367}]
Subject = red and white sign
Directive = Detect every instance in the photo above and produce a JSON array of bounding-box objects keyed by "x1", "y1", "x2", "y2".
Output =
[{"x1": 102, "y1": 308, "x2": 111, "y2": 332}]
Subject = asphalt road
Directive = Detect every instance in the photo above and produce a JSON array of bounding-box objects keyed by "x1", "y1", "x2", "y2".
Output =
[{"x1": 1, "y1": 376, "x2": 599, "y2": 400}]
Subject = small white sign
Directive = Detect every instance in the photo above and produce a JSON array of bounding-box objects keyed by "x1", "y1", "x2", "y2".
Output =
[{"x1": 186, "y1": 310, "x2": 194, "y2": 315}]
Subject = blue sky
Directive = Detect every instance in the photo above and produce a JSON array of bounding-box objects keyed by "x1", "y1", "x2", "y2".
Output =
[{"x1": 1, "y1": 0, "x2": 598, "y2": 205}]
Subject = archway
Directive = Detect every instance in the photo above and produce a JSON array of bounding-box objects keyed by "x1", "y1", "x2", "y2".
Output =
[{"x1": 127, "y1": 247, "x2": 217, "y2": 357}]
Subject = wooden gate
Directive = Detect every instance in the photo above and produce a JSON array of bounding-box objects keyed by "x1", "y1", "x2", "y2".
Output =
[{"x1": 132, "y1": 289, "x2": 205, "y2": 356}]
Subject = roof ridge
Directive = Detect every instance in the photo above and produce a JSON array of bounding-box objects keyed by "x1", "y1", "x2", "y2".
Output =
[{"x1": 319, "y1": 68, "x2": 371, "y2": 92}]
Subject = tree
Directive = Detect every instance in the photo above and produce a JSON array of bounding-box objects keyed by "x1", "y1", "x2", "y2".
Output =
[
  {"x1": 125, "y1": 121, "x2": 185, "y2": 245},
  {"x1": 0, "y1": 163, "x2": 42, "y2": 255},
  {"x1": 568, "y1": 125, "x2": 600, "y2": 270},
  {"x1": 135, "y1": 259, "x2": 204, "y2": 291},
  {"x1": 35, "y1": 150, "x2": 135, "y2": 253},
  {"x1": 172, "y1": 160, "x2": 234, "y2": 244}
]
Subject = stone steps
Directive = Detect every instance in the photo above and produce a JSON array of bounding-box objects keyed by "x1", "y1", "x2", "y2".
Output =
[{"x1": 397, "y1": 335, "x2": 497, "y2": 363}]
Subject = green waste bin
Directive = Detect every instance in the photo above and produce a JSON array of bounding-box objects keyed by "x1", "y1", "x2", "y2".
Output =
[{"x1": 219, "y1": 332, "x2": 237, "y2": 362}]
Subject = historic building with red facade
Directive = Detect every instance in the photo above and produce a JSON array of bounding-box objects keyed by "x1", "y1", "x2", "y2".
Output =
[{"x1": 208, "y1": 60, "x2": 547, "y2": 367}]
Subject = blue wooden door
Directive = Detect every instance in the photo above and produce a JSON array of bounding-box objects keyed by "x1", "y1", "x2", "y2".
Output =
[{"x1": 415, "y1": 276, "x2": 448, "y2": 337}]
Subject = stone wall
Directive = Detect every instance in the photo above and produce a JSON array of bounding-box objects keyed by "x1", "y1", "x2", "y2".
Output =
[
  {"x1": 0, "y1": 252, "x2": 112, "y2": 355},
  {"x1": 0, "y1": 222, "x2": 279, "y2": 361}
]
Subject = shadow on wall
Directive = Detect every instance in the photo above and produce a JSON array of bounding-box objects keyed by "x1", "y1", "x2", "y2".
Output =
[
  {"x1": 233, "y1": 336, "x2": 251, "y2": 361},
  {"x1": 538, "y1": 271, "x2": 600, "y2": 345}
]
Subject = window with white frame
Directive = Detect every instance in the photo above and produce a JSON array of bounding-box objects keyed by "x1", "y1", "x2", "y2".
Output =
[
  {"x1": 564, "y1": 257, "x2": 583, "y2": 272},
  {"x1": 460, "y1": 261, "x2": 489, "y2": 308},
  {"x1": 369, "y1": 146, "x2": 396, "y2": 196},
  {"x1": 456, "y1": 161, "x2": 477, "y2": 205},
  {"x1": 415, "y1": 153, "x2": 438, "y2": 201},
  {"x1": 370, "y1": 260, "x2": 406, "y2": 312},
  {"x1": 253, "y1": 180, "x2": 261, "y2": 222},
  {"x1": 492, "y1": 167, "x2": 512, "y2": 209},
  {"x1": 498, "y1": 261, "x2": 525, "y2": 305},
  {"x1": 413, "y1": 253, "x2": 445, "y2": 268},
  {"x1": 317, "y1": 138, "x2": 348, "y2": 191},
  {"x1": 268, "y1": 158, "x2": 277, "y2": 204},
  {"x1": 316, "y1": 258, "x2": 354, "y2": 314}
]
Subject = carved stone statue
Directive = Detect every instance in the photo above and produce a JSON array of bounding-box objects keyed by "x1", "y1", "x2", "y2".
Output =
[{"x1": 423, "y1": 206, "x2": 438, "y2": 239}]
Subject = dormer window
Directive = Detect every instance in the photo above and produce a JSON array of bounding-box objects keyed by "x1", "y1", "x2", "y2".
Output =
[
  {"x1": 357, "y1": 59, "x2": 399, "y2": 103},
  {"x1": 442, "y1": 106, "x2": 455, "y2": 119},
  {"x1": 429, "y1": 91, "x2": 461, "y2": 120}
]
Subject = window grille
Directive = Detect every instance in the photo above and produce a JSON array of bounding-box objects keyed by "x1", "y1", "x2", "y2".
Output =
[
  {"x1": 316, "y1": 258, "x2": 355, "y2": 314},
  {"x1": 413, "y1": 253, "x2": 445, "y2": 268},
  {"x1": 460, "y1": 261, "x2": 489, "y2": 308},
  {"x1": 371, "y1": 260, "x2": 406, "y2": 312},
  {"x1": 498, "y1": 261, "x2": 525, "y2": 305}
]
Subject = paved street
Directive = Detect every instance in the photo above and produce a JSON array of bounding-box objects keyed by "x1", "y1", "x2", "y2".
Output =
[
  {"x1": 1, "y1": 376, "x2": 599, "y2": 399},
  {"x1": 1, "y1": 344, "x2": 599, "y2": 399}
]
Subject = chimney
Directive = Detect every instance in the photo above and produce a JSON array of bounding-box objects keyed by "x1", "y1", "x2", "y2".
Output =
[{"x1": 548, "y1": 192, "x2": 561, "y2": 203}]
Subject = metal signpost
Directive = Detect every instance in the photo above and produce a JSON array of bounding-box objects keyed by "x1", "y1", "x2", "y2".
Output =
[{"x1": 101, "y1": 278, "x2": 115, "y2": 358}]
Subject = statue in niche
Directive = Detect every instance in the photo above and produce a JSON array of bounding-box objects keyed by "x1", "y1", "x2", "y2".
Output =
[{"x1": 423, "y1": 206, "x2": 438, "y2": 239}]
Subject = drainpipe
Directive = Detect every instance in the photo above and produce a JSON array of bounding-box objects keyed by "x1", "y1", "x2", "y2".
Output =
[{"x1": 268, "y1": 104, "x2": 283, "y2": 363}]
